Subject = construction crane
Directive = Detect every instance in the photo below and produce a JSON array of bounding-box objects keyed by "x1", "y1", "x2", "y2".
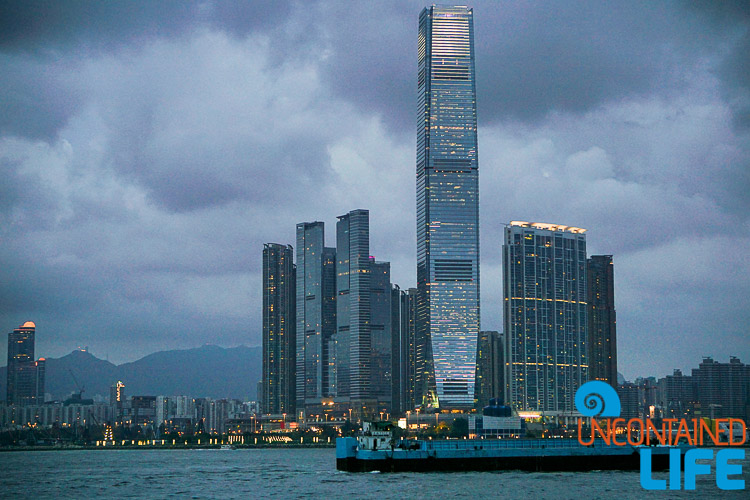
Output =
[{"x1": 68, "y1": 369, "x2": 85, "y2": 402}]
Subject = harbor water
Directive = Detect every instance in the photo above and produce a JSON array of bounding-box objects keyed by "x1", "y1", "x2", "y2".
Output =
[{"x1": 1, "y1": 447, "x2": 747, "y2": 498}]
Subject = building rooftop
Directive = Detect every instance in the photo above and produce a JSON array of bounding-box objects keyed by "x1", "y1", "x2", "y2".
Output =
[{"x1": 509, "y1": 221, "x2": 587, "y2": 234}]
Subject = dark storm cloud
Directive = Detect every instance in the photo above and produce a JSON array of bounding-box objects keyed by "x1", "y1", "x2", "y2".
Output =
[
  {"x1": 0, "y1": 1, "x2": 193, "y2": 51},
  {"x1": 0, "y1": 0, "x2": 301, "y2": 142},
  {"x1": 0, "y1": 54, "x2": 82, "y2": 140},
  {"x1": 0, "y1": 0, "x2": 295, "y2": 51},
  {"x1": 310, "y1": 0, "x2": 745, "y2": 137}
]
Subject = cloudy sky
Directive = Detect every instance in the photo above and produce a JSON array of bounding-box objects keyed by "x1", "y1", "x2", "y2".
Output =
[{"x1": 1, "y1": 1, "x2": 748, "y2": 380}]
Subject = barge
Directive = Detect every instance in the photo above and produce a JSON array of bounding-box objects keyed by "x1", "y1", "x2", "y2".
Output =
[{"x1": 336, "y1": 422, "x2": 686, "y2": 473}]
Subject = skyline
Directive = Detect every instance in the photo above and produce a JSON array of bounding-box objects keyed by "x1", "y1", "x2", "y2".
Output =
[{"x1": 1, "y1": 1, "x2": 749, "y2": 380}]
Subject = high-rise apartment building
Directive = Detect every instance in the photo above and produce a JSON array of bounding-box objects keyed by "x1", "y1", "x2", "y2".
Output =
[
  {"x1": 6, "y1": 321, "x2": 45, "y2": 406},
  {"x1": 475, "y1": 330, "x2": 504, "y2": 409},
  {"x1": 334, "y1": 209, "x2": 370, "y2": 402},
  {"x1": 262, "y1": 243, "x2": 296, "y2": 415},
  {"x1": 657, "y1": 369, "x2": 696, "y2": 419},
  {"x1": 110, "y1": 381, "x2": 126, "y2": 406},
  {"x1": 296, "y1": 222, "x2": 336, "y2": 414},
  {"x1": 391, "y1": 285, "x2": 417, "y2": 415},
  {"x1": 416, "y1": 5, "x2": 480, "y2": 409},
  {"x1": 587, "y1": 255, "x2": 617, "y2": 387},
  {"x1": 503, "y1": 222, "x2": 588, "y2": 412},
  {"x1": 692, "y1": 357, "x2": 750, "y2": 420}
]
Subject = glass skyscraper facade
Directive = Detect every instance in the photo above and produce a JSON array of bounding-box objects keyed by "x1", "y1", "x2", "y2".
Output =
[
  {"x1": 262, "y1": 243, "x2": 296, "y2": 415},
  {"x1": 369, "y1": 258, "x2": 392, "y2": 410},
  {"x1": 295, "y1": 222, "x2": 336, "y2": 413},
  {"x1": 391, "y1": 285, "x2": 417, "y2": 416},
  {"x1": 503, "y1": 222, "x2": 588, "y2": 412},
  {"x1": 334, "y1": 209, "x2": 370, "y2": 401},
  {"x1": 416, "y1": 5, "x2": 480, "y2": 409}
]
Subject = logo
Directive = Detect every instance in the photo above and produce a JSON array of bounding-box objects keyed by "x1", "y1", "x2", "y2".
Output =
[
  {"x1": 573, "y1": 383, "x2": 746, "y2": 491},
  {"x1": 574, "y1": 381, "x2": 621, "y2": 417}
]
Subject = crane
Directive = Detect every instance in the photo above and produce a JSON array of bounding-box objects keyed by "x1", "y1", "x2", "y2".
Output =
[{"x1": 68, "y1": 369, "x2": 85, "y2": 402}]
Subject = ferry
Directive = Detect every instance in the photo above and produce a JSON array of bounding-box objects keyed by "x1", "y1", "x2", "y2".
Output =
[{"x1": 336, "y1": 422, "x2": 687, "y2": 473}]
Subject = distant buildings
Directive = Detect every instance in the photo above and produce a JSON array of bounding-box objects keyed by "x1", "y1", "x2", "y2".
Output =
[
  {"x1": 503, "y1": 222, "x2": 588, "y2": 412},
  {"x1": 6, "y1": 321, "x2": 45, "y2": 406},
  {"x1": 110, "y1": 381, "x2": 125, "y2": 406},
  {"x1": 262, "y1": 243, "x2": 296, "y2": 415},
  {"x1": 416, "y1": 5, "x2": 480, "y2": 410},
  {"x1": 131, "y1": 395, "x2": 156, "y2": 425},
  {"x1": 692, "y1": 356, "x2": 750, "y2": 420},
  {"x1": 657, "y1": 369, "x2": 695, "y2": 418},
  {"x1": 587, "y1": 255, "x2": 617, "y2": 387}
]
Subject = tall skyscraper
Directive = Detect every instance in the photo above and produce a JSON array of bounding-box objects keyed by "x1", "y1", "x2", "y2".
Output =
[
  {"x1": 262, "y1": 243, "x2": 296, "y2": 415},
  {"x1": 6, "y1": 321, "x2": 45, "y2": 406},
  {"x1": 322, "y1": 246, "x2": 337, "y2": 398},
  {"x1": 391, "y1": 285, "x2": 417, "y2": 415},
  {"x1": 296, "y1": 222, "x2": 336, "y2": 415},
  {"x1": 369, "y1": 258, "x2": 392, "y2": 412},
  {"x1": 334, "y1": 209, "x2": 370, "y2": 402},
  {"x1": 503, "y1": 222, "x2": 588, "y2": 412},
  {"x1": 587, "y1": 255, "x2": 617, "y2": 388},
  {"x1": 416, "y1": 5, "x2": 480, "y2": 409}
]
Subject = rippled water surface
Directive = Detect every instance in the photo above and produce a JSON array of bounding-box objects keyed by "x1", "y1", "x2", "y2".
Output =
[{"x1": 1, "y1": 448, "x2": 747, "y2": 498}]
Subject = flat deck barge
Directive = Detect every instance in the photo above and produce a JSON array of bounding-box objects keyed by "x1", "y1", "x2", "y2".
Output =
[{"x1": 336, "y1": 423, "x2": 683, "y2": 473}]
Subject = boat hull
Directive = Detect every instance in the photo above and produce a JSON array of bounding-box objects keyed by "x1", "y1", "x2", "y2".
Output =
[
  {"x1": 336, "y1": 437, "x2": 677, "y2": 473},
  {"x1": 337, "y1": 451, "x2": 669, "y2": 472}
]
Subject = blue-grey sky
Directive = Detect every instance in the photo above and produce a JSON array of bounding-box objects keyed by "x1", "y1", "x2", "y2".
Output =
[{"x1": 1, "y1": 1, "x2": 748, "y2": 380}]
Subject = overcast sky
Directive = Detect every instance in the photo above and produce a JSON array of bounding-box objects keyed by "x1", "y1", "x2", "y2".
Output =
[{"x1": 1, "y1": 1, "x2": 748, "y2": 380}]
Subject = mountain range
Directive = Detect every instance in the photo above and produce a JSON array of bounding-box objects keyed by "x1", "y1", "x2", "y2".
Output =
[{"x1": 0, "y1": 345, "x2": 261, "y2": 402}]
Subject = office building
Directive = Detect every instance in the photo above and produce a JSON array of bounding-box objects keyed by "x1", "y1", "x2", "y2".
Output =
[
  {"x1": 296, "y1": 222, "x2": 336, "y2": 415},
  {"x1": 262, "y1": 243, "x2": 296, "y2": 415},
  {"x1": 6, "y1": 321, "x2": 45, "y2": 406},
  {"x1": 503, "y1": 221, "x2": 588, "y2": 412},
  {"x1": 587, "y1": 255, "x2": 617, "y2": 387},
  {"x1": 416, "y1": 5, "x2": 480, "y2": 409}
]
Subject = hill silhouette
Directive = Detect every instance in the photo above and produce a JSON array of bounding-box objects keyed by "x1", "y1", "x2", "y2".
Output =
[{"x1": 0, "y1": 345, "x2": 261, "y2": 401}]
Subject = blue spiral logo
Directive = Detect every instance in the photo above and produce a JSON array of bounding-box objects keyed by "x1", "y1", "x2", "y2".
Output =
[{"x1": 575, "y1": 381, "x2": 621, "y2": 417}]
